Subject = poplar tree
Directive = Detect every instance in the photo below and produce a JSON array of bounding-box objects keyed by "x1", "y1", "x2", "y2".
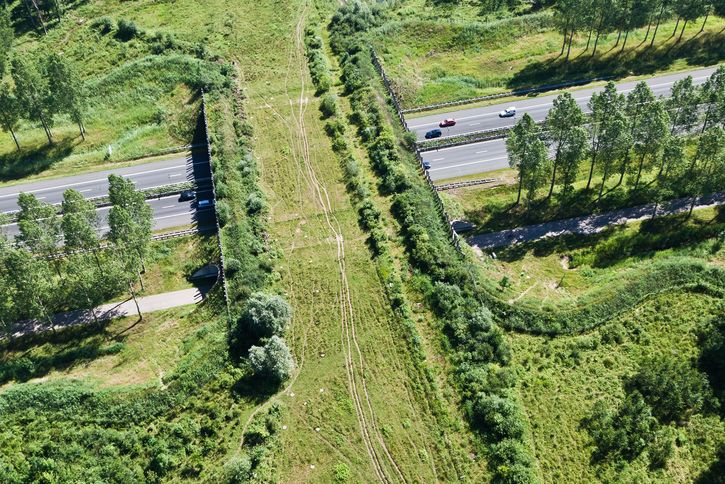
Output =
[
  {"x1": 16, "y1": 193, "x2": 62, "y2": 258},
  {"x1": 597, "y1": 114, "x2": 632, "y2": 203},
  {"x1": 701, "y1": 66, "x2": 725, "y2": 133},
  {"x1": 507, "y1": 114, "x2": 549, "y2": 207},
  {"x1": 0, "y1": 7, "x2": 12, "y2": 76},
  {"x1": 45, "y1": 53, "x2": 87, "y2": 139},
  {"x1": 0, "y1": 84, "x2": 21, "y2": 150},
  {"x1": 108, "y1": 174, "x2": 153, "y2": 289},
  {"x1": 11, "y1": 57, "x2": 55, "y2": 144},
  {"x1": 667, "y1": 76, "x2": 700, "y2": 134},
  {"x1": 631, "y1": 100, "x2": 670, "y2": 189},
  {"x1": 587, "y1": 82, "x2": 626, "y2": 190},
  {"x1": 545, "y1": 92, "x2": 586, "y2": 199}
]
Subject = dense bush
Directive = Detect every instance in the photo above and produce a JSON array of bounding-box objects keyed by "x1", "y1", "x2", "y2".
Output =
[
  {"x1": 248, "y1": 336, "x2": 294, "y2": 382},
  {"x1": 469, "y1": 393, "x2": 526, "y2": 440},
  {"x1": 240, "y1": 292, "x2": 292, "y2": 338},
  {"x1": 626, "y1": 355, "x2": 715, "y2": 423},
  {"x1": 304, "y1": 28, "x2": 332, "y2": 93},
  {"x1": 92, "y1": 16, "x2": 115, "y2": 34},
  {"x1": 116, "y1": 19, "x2": 141, "y2": 41},
  {"x1": 320, "y1": 94, "x2": 338, "y2": 118}
]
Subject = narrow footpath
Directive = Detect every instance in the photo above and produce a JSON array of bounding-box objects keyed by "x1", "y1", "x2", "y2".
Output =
[
  {"x1": 9, "y1": 287, "x2": 203, "y2": 338},
  {"x1": 467, "y1": 192, "x2": 725, "y2": 250}
]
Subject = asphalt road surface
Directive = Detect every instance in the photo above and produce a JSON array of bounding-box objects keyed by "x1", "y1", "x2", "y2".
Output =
[
  {"x1": 407, "y1": 66, "x2": 719, "y2": 141},
  {"x1": 421, "y1": 138, "x2": 510, "y2": 181},
  {"x1": 0, "y1": 155, "x2": 205, "y2": 214},
  {"x1": 0, "y1": 194, "x2": 216, "y2": 239}
]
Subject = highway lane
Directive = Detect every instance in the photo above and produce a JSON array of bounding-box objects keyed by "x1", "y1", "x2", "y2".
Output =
[
  {"x1": 0, "y1": 154, "x2": 207, "y2": 214},
  {"x1": 0, "y1": 194, "x2": 216, "y2": 240},
  {"x1": 421, "y1": 139, "x2": 510, "y2": 181},
  {"x1": 407, "y1": 66, "x2": 719, "y2": 141}
]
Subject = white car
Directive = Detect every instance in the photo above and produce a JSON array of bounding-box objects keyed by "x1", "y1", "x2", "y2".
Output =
[{"x1": 499, "y1": 107, "x2": 516, "y2": 118}]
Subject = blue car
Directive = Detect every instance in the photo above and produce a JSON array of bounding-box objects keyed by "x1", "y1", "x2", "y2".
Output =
[{"x1": 424, "y1": 129, "x2": 442, "y2": 139}]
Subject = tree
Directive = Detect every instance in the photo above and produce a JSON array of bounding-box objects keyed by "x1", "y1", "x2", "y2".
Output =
[
  {"x1": 45, "y1": 53, "x2": 87, "y2": 139},
  {"x1": 626, "y1": 356, "x2": 714, "y2": 423},
  {"x1": 16, "y1": 193, "x2": 62, "y2": 257},
  {"x1": 701, "y1": 65, "x2": 725, "y2": 133},
  {"x1": 545, "y1": 92, "x2": 586, "y2": 199},
  {"x1": 0, "y1": 7, "x2": 12, "y2": 76},
  {"x1": 11, "y1": 57, "x2": 55, "y2": 144},
  {"x1": 587, "y1": 82, "x2": 626, "y2": 190},
  {"x1": 596, "y1": 114, "x2": 631, "y2": 203},
  {"x1": 241, "y1": 292, "x2": 293, "y2": 337},
  {"x1": 558, "y1": 126, "x2": 589, "y2": 195},
  {"x1": 3, "y1": 247, "x2": 57, "y2": 331},
  {"x1": 507, "y1": 113, "x2": 549, "y2": 207},
  {"x1": 0, "y1": 83, "x2": 21, "y2": 150},
  {"x1": 108, "y1": 174, "x2": 152, "y2": 277},
  {"x1": 61, "y1": 189, "x2": 102, "y2": 272},
  {"x1": 649, "y1": 0, "x2": 672, "y2": 46},
  {"x1": 657, "y1": 134, "x2": 686, "y2": 179},
  {"x1": 631, "y1": 100, "x2": 670, "y2": 189},
  {"x1": 248, "y1": 336, "x2": 295, "y2": 382},
  {"x1": 667, "y1": 75, "x2": 701, "y2": 134},
  {"x1": 686, "y1": 126, "x2": 724, "y2": 213},
  {"x1": 673, "y1": 0, "x2": 708, "y2": 42}
]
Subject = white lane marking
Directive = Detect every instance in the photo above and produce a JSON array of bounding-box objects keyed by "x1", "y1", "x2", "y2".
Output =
[
  {"x1": 432, "y1": 157, "x2": 444, "y2": 161},
  {"x1": 421, "y1": 137, "x2": 505, "y2": 154},
  {"x1": 79, "y1": 189, "x2": 92, "y2": 193},
  {"x1": 169, "y1": 173, "x2": 183, "y2": 178},
  {"x1": 37, "y1": 197, "x2": 46, "y2": 200},
  {"x1": 163, "y1": 205, "x2": 176, "y2": 209},
  {"x1": 0, "y1": 165, "x2": 187, "y2": 198},
  {"x1": 469, "y1": 122, "x2": 480, "y2": 126},
  {"x1": 430, "y1": 156, "x2": 508, "y2": 171},
  {"x1": 408, "y1": 72, "x2": 714, "y2": 129},
  {"x1": 475, "y1": 150, "x2": 488, "y2": 154}
]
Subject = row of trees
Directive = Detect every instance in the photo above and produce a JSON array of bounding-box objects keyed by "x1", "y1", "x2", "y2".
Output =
[
  {"x1": 0, "y1": 52, "x2": 87, "y2": 148},
  {"x1": 555, "y1": 0, "x2": 725, "y2": 59},
  {"x1": 507, "y1": 66, "x2": 725, "y2": 210},
  {"x1": 2, "y1": 0, "x2": 68, "y2": 35},
  {"x1": 0, "y1": 174, "x2": 152, "y2": 333}
]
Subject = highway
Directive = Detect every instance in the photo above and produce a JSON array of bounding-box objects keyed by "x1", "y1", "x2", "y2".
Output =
[
  {"x1": 421, "y1": 138, "x2": 510, "y2": 181},
  {"x1": 0, "y1": 154, "x2": 205, "y2": 214},
  {"x1": 0, "y1": 194, "x2": 216, "y2": 239},
  {"x1": 407, "y1": 66, "x2": 719, "y2": 141}
]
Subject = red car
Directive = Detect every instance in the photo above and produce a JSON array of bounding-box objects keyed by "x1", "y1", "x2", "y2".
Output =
[{"x1": 439, "y1": 118, "x2": 456, "y2": 128}]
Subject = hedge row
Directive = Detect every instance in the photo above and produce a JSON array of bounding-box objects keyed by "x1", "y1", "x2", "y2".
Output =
[
  {"x1": 303, "y1": 27, "x2": 332, "y2": 93},
  {"x1": 329, "y1": 4, "x2": 537, "y2": 481}
]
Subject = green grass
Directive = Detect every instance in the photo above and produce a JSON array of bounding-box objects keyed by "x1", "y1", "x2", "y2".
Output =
[
  {"x1": 0, "y1": 304, "x2": 200, "y2": 388},
  {"x1": 244, "y1": 4, "x2": 477, "y2": 477},
  {"x1": 371, "y1": 0, "x2": 725, "y2": 108},
  {"x1": 0, "y1": 0, "x2": 227, "y2": 182},
  {"x1": 510, "y1": 292, "x2": 723, "y2": 482},
  {"x1": 474, "y1": 206, "x2": 724, "y2": 307}
]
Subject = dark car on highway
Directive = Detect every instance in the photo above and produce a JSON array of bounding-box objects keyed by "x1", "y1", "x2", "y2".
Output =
[
  {"x1": 422, "y1": 161, "x2": 431, "y2": 170},
  {"x1": 424, "y1": 129, "x2": 442, "y2": 139},
  {"x1": 439, "y1": 118, "x2": 456, "y2": 128},
  {"x1": 179, "y1": 189, "x2": 196, "y2": 202}
]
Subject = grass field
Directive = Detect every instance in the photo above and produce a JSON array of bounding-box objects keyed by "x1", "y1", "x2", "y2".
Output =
[
  {"x1": 370, "y1": 0, "x2": 725, "y2": 107},
  {"x1": 510, "y1": 292, "x2": 723, "y2": 482},
  {"x1": 241, "y1": 2, "x2": 481, "y2": 479},
  {"x1": 471, "y1": 204, "x2": 724, "y2": 306}
]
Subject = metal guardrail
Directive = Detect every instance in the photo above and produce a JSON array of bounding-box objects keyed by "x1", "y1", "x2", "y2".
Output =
[
  {"x1": 152, "y1": 228, "x2": 199, "y2": 241},
  {"x1": 402, "y1": 76, "x2": 615, "y2": 114},
  {"x1": 435, "y1": 178, "x2": 499, "y2": 191},
  {"x1": 417, "y1": 127, "x2": 513, "y2": 152}
]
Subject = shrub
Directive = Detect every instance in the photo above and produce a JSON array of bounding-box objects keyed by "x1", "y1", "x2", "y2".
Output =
[
  {"x1": 402, "y1": 131, "x2": 417, "y2": 151},
  {"x1": 92, "y1": 16, "x2": 115, "y2": 34},
  {"x1": 246, "y1": 192, "x2": 266, "y2": 214},
  {"x1": 320, "y1": 94, "x2": 338, "y2": 118},
  {"x1": 116, "y1": 19, "x2": 141, "y2": 41},
  {"x1": 489, "y1": 439, "x2": 536, "y2": 484},
  {"x1": 223, "y1": 454, "x2": 252, "y2": 483},
  {"x1": 626, "y1": 355, "x2": 714, "y2": 424},
  {"x1": 248, "y1": 336, "x2": 294, "y2": 382},
  {"x1": 242, "y1": 292, "x2": 293, "y2": 337},
  {"x1": 216, "y1": 200, "x2": 230, "y2": 227},
  {"x1": 334, "y1": 463, "x2": 351, "y2": 482},
  {"x1": 225, "y1": 257, "x2": 242, "y2": 275},
  {"x1": 469, "y1": 393, "x2": 525, "y2": 440}
]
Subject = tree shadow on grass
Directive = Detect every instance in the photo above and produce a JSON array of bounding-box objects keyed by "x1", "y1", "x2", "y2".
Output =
[
  {"x1": 0, "y1": 319, "x2": 127, "y2": 385},
  {"x1": 507, "y1": 31, "x2": 725, "y2": 91},
  {"x1": 0, "y1": 136, "x2": 80, "y2": 182}
]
